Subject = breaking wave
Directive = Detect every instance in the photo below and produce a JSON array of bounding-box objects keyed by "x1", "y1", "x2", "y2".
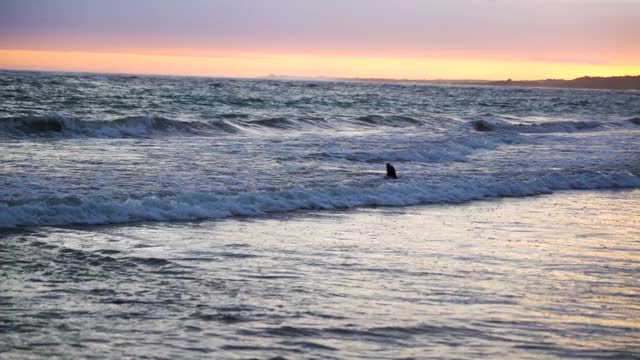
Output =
[
  {"x1": 246, "y1": 116, "x2": 332, "y2": 130},
  {"x1": 3, "y1": 113, "x2": 633, "y2": 139},
  {"x1": 2, "y1": 170, "x2": 638, "y2": 228},
  {"x1": 352, "y1": 115, "x2": 423, "y2": 127},
  {"x1": 0, "y1": 115, "x2": 242, "y2": 138},
  {"x1": 0, "y1": 114, "x2": 427, "y2": 138},
  {"x1": 471, "y1": 118, "x2": 605, "y2": 133}
]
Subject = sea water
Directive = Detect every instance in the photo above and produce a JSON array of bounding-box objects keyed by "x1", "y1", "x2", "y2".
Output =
[
  {"x1": 1, "y1": 71, "x2": 639, "y2": 358},
  {"x1": 1, "y1": 71, "x2": 639, "y2": 227}
]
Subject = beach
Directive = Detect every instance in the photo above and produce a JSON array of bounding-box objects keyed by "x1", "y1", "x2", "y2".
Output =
[{"x1": 2, "y1": 189, "x2": 639, "y2": 359}]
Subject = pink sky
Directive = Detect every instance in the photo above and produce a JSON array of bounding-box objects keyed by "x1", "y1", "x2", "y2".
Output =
[{"x1": 1, "y1": 0, "x2": 638, "y2": 79}]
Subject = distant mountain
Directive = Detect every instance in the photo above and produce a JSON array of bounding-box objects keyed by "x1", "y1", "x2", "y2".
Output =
[{"x1": 485, "y1": 76, "x2": 640, "y2": 90}]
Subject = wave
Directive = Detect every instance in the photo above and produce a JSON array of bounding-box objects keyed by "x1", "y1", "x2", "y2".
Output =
[
  {"x1": 471, "y1": 118, "x2": 605, "y2": 133},
  {"x1": 0, "y1": 114, "x2": 425, "y2": 138},
  {"x1": 0, "y1": 115, "x2": 242, "y2": 138},
  {"x1": 3, "y1": 113, "x2": 632, "y2": 138},
  {"x1": 352, "y1": 115, "x2": 423, "y2": 127},
  {"x1": 2, "y1": 170, "x2": 638, "y2": 228},
  {"x1": 247, "y1": 116, "x2": 331, "y2": 130}
]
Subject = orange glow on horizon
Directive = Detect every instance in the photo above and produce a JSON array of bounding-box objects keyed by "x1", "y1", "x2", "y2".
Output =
[{"x1": 0, "y1": 48, "x2": 638, "y2": 81}]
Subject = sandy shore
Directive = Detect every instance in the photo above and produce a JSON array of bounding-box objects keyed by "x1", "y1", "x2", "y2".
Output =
[{"x1": 3, "y1": 190, "x2": 639, "y2": 359}]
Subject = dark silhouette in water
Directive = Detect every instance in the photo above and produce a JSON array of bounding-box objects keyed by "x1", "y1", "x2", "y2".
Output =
[
  {"x1": 386, "y1": 163, "x2": 398, "y2": 179},
  {"x1": 472, "y1": 120, "x2": 496, "y2": 132}
]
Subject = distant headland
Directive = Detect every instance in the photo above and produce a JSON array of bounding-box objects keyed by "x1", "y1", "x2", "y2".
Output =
[
  {"x1": 263, "y1": 75, "x2": 640, "y2": 90},
  {"x1": 484, "y1": 76, "x2": 640, "y2": 90}
]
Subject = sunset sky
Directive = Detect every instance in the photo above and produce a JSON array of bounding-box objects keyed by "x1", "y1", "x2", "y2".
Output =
[{"x1": 1, "y1": 0, "x2": 638, "y2": 80}]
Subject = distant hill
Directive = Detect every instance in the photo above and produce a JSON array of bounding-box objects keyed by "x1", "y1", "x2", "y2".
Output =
[
  {"x1": 485, "y1": 76, "x2": 640, "y2": 90},
  {"x1": 261, "y1": 74, "x2": 493, "y2": 85},
  {"x1": 262, "y1": 74, "x2": 640, "y2": 90}
]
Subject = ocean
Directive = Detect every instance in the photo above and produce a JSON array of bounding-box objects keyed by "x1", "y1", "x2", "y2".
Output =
[{"x1": 1, "y1": 70, "x2": 639, "y2": 359}]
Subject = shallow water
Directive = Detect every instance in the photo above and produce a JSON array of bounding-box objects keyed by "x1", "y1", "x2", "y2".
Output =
[{"x1": 2, "y1": 190, "x2": 639, "y2": 359}]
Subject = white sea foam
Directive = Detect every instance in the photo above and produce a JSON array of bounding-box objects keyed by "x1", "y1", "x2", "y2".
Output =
[{"x1": 2, "y1": 170, "x2": 638, "y2": 228}]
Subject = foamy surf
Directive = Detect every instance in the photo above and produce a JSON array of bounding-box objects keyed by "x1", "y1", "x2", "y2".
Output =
[{"x1": 2, "y1": 170, "x2": 638, "y2": 228}]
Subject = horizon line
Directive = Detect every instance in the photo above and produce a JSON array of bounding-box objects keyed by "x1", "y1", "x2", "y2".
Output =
[{"x1": 2, "y1": 67, "x2": 638, "y2": 84}]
